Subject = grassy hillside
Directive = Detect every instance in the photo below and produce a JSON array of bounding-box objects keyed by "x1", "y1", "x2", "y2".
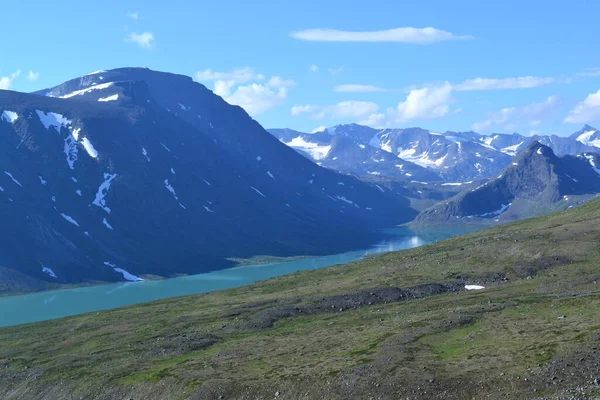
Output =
[{"x1": 2, "y1": 199, "x2": 600, "y2": 399}]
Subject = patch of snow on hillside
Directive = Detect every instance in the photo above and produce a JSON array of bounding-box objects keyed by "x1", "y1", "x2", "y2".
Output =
[
  {"x1": 42, "y1": 265, "x2": 57, "y2": 278},
  {"x1": 441, "y1": 182, "x2": 471, "y2": 186},
  {"x1": 250, "y1": 186, "x2": 266, "y2": 197},
  {"x1": 92, "y1": 173, "x2": 117, "y2": 213},
  {"x1": 102, "y1": 218, "x2": 113, "y2": 230},
  {"x1": 104, "y1": 262, "x2": 143, "y2": 281},
  {"x1": 203, "y1": 205, "x2": 214, "y2": 213},
  {"x1": 336, "y1": 195, "x2": 354, "y2": 204},
  {"x1": 1, "y1": 110, "x2": 18, "y2": 123},
  {"x1": 500, "y1": 142, "x2": 524, "y2": 156},
  {"x1": 64, "y1": 135, "x2": 79, "y2": 169},
  {"x1": 465, "y1": 285, "x2": 485, "y2": 290},
  {"x1": 38, "y1": 176, "x2": 47, "y2": 185},
  {"x1": 164, "y1": 179, "x2": 179, "y2": 200},
  {"x1": 267, "y1": 171, "x2": 276, "y2": 180},
  {"x1": 141, "y1": 148, "x2": 150, "y2": 162},
  {"x1": 584, "y1": 154, "x2": 600, "y2": 175},
  {"x1": 161, "y1": 143, "x2": 171, "y2": 152},
  {"x1": 203, "y1": 179, "x2": 211, "y2": 186},
  {"x1": 576, "y1": 129, "x2": 600, "y2": 148},
  {"x1": 76, "y1": 190, "x2": 82, "y2": 196},
  {"x1": 256, "y1": 156, "x2": 262, "y2": 161},
  {"x1": 56, "y1": 82, "x2": 114, "y2": 99},
  {"x1": 477, "y1": 203, "x2": 511, "y2": 217},
  {"x1": 536, "y1": 147, "x2": 543, "y2": 155},
  {"x1": 81, "y1": 137, "x2": 99, "y2": 158},
  {"x1": 179, "y1": 103, "x2": 190, "y2": 111},
  {"x1": 61, "y1": 213, "x2": 80, "y2": 227},
  {"x1": 98, "y1": 94, "x2": 119, "y2": 102},
  {"x1": 286, "y1": 136, "x2": 331, "y2": 160},
  {"x1": 4, "y1": 171, "x2": 22, "y2": 187},
  {"x1": 171, "y1": 168, "x2": 176, "y2": 174},
  {"x1": 36, "y1": 110, "x2": 72, "y2": 131}
]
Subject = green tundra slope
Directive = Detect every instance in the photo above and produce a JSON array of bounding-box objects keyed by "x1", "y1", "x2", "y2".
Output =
[{"x1": 2, "y1": 200, "x2": 600, "y2": 399}]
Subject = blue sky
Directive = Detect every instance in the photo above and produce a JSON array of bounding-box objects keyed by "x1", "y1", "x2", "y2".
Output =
[{"x1": 2, "y1": 0, "x2": 600, "y2": 136}]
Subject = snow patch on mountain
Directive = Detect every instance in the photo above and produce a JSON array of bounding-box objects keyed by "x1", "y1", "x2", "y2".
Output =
[
  {"x1": 81, "y1": 137, "x2": 98, "y2": 158},
  {"x1": 42, "y1": 265, "x2": 57, "y2": 278},
  {"x1": 60, "y1": 213, "x2": 80, "y2": 227},
  {"x1": 1, "y1": 110, "x2": 18, "y2": 123},
  {"x1": 250, "y1": 186, "x2": 266, "y2": 197},
  {"x1": 102, "y1": 218, "x2": 113, "y2": 230},
  {"x1": 4, "y1": 171, "x2": 22, "y2": 187},
  {"x1": 285, "y1": 136, "x2": 331, "y2": 160},
  {"x1": 575, "y1": 129, "x2": 600, "y2": 148},
  {"x1": 92, "y1": 173, "x2": 117, "y2": 214},
  {"x1": 54, "y1": 82, "x2": 114, "y2": 99},
  {"x1": 98, "y1": 94, "x2": 119, "y2": 102},
  {"x1": 36, "y1": 110, "x2": 72, "y2": 131}
]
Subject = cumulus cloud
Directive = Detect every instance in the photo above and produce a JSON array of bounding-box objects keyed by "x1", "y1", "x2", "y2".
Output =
[
  {"x1": 309, "y1": 65, "x2": 319, "y2": 72},
  {"x1": 455, "y1": 76, "x2": 555, "y2": 91},
  {"x1": 198, "y1": 67, "x2": 294, "y2": 116},
  {"x1": 127, "y1": 11, "x2": 139, "y2": 21},
  {"x1": 196, "y1": 67, "x2": 264, "y2": 84},
  {"x1": 576, "y1": 67, "x2": 600, "y2": 77},
  {"x1": 334, "y1": 84, "x2": 387, "y2": 93},
  {"x1": 224, "y1": 84, "x2": 289, "y2": 116},
  {"x1": 26, "y1": 70, "x2": 39, "y2": 81},
  {"x1": 0, "y1": 70, "x2": 21, "y2": 90},
  {"x1": 291, "y1": 104, "x2": 320, "y2": 116},
  {"x1": 125, "y1": 32, "x2": 154, "y2": 49},
  {"x1": 564, "y1": 89, "x2": 600, "y2": 124},
  {"x1": 290, "y1": 27, "x2": 473, "y2": 43},
  {"x1": 472, "y1": 96, "x2": 560, "y2": 132}
]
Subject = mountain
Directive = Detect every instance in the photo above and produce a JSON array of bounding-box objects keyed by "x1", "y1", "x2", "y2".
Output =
[
  {"x1": 415, "y1": 141, "x2": 600, "y2": 224},
  {"x1": 270, "y1": 125, "x2": 513, "y2": 182},
  {"x1": 0, "y1": 68, "x2": 415, "y2": 291},
  {"x1": 268, "y1": 126, "x2": 441, "y2": 182},
  {"x1": 270, "y1": 124, "x2": 600, "y2": 183}
]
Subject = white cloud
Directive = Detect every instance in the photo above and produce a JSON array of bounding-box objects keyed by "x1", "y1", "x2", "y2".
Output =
[
  {"x1": 196, "y1": 67, "x2": 264, "y2": 84},
  {"x1": 564, "y1": 89, "x2": 600, "y2": 124},
  {"x1": 26, "y1": 70, "x2": 39, "y2": 81},
  {"x1": 309, "y1": 65, "x2": 319, "y2": 72},
  {"x1": 291, "y1": 104, "x2": 320, "y2": 116},
  {"x1": 290, "y1": 27, "x2": 473, "y2": 43},
  {"x1": 311, "y1": 125, "x2": 327, "y2": 133},
  {"x1": 472, "y1": 96, "x2": 560, "y2": 132},
  {"x1": 291, "y1": 101, "x2": 379, "y2": 120},
  {"x1": 387, "y1": 83, "x2": 453, "y2": 123},
  {"x1": 328, "y1": 67, "x2": 344, "y2": 76},
  {"x1": 223, "y1": 84, "x2": 288, "y2": 116},
  {"x1": 127, "y1": 11, "x2": 139, "y2": 21},
  {"x1": 0, "y1": 70, "x2": 21, "y2": 90},
  {"x1": 267, "y1": 76, "x2": 295, "y2": 88},
  {"x1": 203, "y1": 68, "x2": 293, "y2": 116},
  {"x1": 455, "y1": 76, "x2": 555, "y2": 91},
  {"x1": 334, "y1": 84, "x2": 387, "y2": 93},
  {"x1": 125, "y1": 32, "x2": 154, "y2": 49}
]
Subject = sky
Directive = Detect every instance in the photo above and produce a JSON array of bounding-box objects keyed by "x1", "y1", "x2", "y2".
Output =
[{"x1": 2, "y1": 0, "x2": 600, "y2": 136}]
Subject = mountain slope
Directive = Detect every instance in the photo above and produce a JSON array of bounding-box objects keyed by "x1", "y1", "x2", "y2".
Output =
[
  {"x1": 0, "y1": 68, "x2": 415, "y2": 291},
  {"x1": 3, "y1": 197, "x2": 600, "y2": 399},
  {"x1": 416, "y1": 141, "x2": 600, "y2": 224}
]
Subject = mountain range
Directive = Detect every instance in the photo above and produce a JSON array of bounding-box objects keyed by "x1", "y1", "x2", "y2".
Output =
[
  {"x1": 416, "y1": 141, "x2": 600, "y2": 224},
  {"x1": 268, "y1": 123, "x2": 600, "y2": 183},
  {"x1": 0, "y1": 68, "x2": 415, "y2": 292}
]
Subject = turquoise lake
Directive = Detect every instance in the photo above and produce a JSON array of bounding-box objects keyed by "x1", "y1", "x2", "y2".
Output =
[{"x1": 0, "y1": 227, "x2": 475, "y2": 327}]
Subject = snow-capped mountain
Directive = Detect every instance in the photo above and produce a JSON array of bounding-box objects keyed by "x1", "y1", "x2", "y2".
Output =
[
  {"x1": 268, "y1": 127, "x2": 440, "y2": 182},
  {"x1": 269, "y1": 125, "x2": 511, "y2": 182},
  {"x1": 416, "y1": 142, "x2": 600, "y2": 224},
  {"x1": 270, "y1": 124, "x2": 600, "y2": 183},
  {"x1": 0, "y1": 68, "x2": 416, "y2": 292}
]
